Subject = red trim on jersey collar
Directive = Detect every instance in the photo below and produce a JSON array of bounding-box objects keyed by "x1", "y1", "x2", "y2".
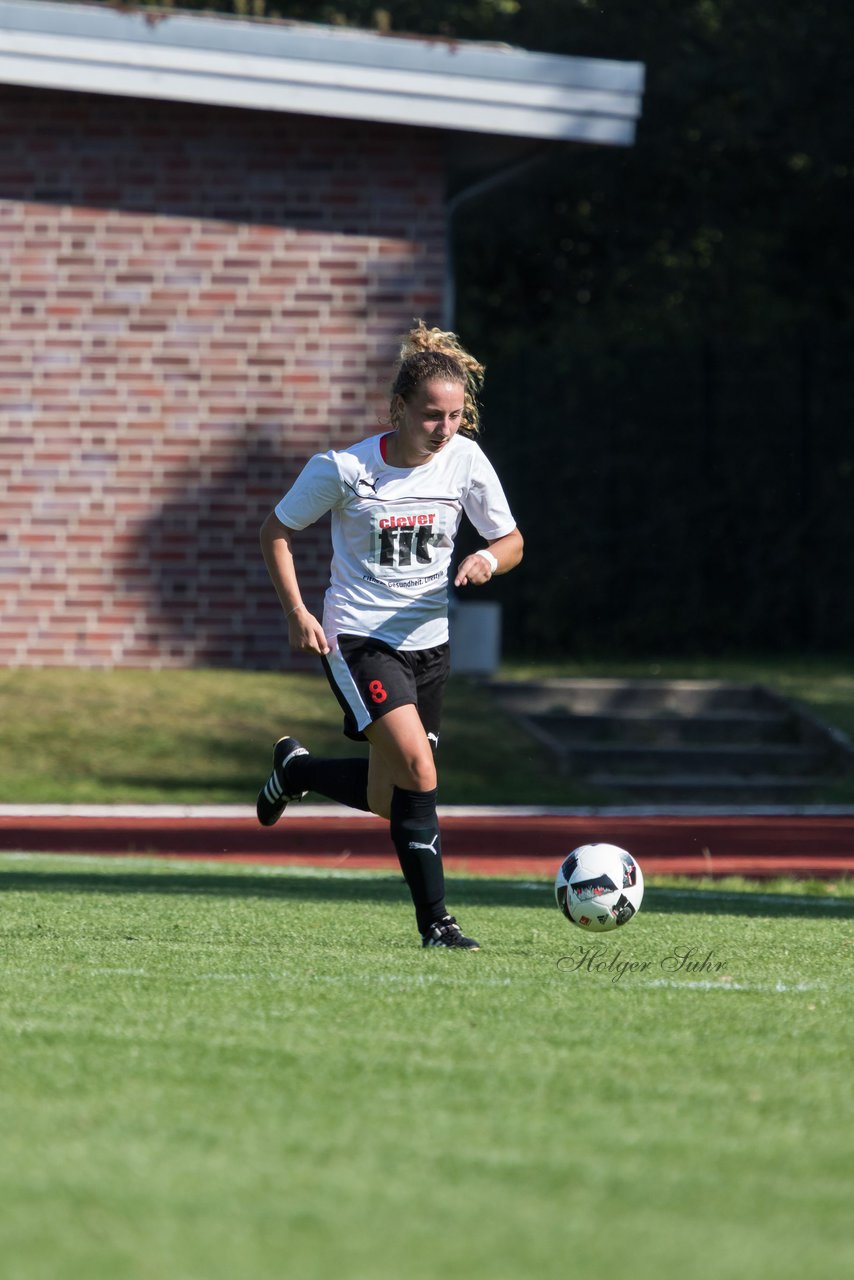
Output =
[{"x1": 380, "y1": 433, "x2": 391, "y2": 462}]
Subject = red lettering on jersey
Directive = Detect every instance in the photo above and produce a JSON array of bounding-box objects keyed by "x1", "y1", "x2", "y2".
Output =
[{"x1": 378, "y1": 513, "x2": 436, "y2": 530}]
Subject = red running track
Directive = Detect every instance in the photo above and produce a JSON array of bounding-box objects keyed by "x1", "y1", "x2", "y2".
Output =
[{"x1": 2, "y1": 813, "x2": 854, "y2": 878}]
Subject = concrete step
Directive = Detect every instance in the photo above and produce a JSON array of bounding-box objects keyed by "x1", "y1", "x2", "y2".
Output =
[
  {"x1": 491, "y1": 678, "x2": 854, "y2": 805},
  {"x1": 490, "y1": 678, "x2": 775, "y2": 717},
  {"x1": 525, "y1": 709, "x2": 797, "y2": 747},
  {"x1": 541, "y1": 742, "x2": 829, "y2": 777}
]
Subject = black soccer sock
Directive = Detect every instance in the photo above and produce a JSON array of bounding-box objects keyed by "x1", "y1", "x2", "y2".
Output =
[
  {"x1": 288, "y1": 755, "x2": 370, "y2": 813},
  {"x1": 389, "y1": 786, "x2": 446, "y2": 935}
]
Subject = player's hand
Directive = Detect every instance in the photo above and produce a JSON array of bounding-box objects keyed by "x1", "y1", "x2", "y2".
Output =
[
  {"x1": 454, "y1": 552, "x2": 495, "y2": 588},
  {"x1": 287, "y1": 608, "x2": 330, "y2": 655}
]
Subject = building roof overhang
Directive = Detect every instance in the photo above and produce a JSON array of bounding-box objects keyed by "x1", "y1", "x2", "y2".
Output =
[{"x1": 0, "y1": 0, "x2": 644, "y2": 147}]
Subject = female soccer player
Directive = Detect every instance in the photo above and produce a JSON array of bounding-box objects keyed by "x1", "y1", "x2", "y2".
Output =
[{"x1": 256, "y1": 321, "x2": 523, "y2": 949}]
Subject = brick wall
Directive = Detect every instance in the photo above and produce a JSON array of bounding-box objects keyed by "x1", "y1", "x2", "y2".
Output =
[{"x1": 0, "y1": 87, "x2": 447, "y2": 667}]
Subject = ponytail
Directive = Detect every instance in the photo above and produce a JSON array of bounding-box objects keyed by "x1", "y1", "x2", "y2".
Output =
[{"x1": 390, "y1": 320, "x2": 485, "y2": 437}]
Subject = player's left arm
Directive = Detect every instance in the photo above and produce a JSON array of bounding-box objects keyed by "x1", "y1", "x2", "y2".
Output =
[{"x1": 454, "y1": 527, "x2": 524, "y2": 588}]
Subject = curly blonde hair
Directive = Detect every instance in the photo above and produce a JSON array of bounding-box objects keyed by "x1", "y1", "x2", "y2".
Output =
[{"x1": 389, "y1": 320, "x2": 485, "y2": 437}]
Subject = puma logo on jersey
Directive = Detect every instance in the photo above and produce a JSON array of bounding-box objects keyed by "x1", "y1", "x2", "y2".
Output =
[
  {"x1": 355, "y1": 475, "x2": 379, "y2": 495},
  {"x1": 427, "y1": 732, "x2": 439, "y2": 747},
  {"x1": 408, "y1": 835, "x2": 439, "y2": 855}
]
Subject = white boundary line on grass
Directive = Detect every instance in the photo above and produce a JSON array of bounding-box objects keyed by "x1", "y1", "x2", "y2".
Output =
[
  {"x1": 637, "y1": 978, "x2": 847, "y2": 993},
  {"x1": 0, "y1": 965, "x2": 843, "y2": 997}
]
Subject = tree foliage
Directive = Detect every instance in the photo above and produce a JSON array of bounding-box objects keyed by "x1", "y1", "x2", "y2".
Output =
[
  {"x1": 103, "y1": 0, "x2": 854, "y2": 349},
  {"x1": 453, "y1": 0, "x2": 854, "y2": 355}
]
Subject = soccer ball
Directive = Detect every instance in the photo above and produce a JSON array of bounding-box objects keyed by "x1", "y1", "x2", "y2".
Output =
[{"x1": 555, "y1": 843, "x2": 644, "y2": 932}]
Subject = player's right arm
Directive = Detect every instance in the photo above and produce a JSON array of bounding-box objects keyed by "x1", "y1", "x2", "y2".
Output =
[{"x1": 260, "y1": 512, "x2": 330, "y2": 656}]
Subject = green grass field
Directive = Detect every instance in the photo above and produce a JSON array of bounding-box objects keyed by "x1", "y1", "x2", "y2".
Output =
[
  {"x1": 1, "y1": 853, "x2": 851, "y2": 1280},
  {"x1": 2, "y1": 657, "x2": 853, "y2": 805}
]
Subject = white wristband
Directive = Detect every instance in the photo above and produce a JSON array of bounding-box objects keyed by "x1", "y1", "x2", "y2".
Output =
[{"x1": 475, "y1": 549, "x2": 498, "y2": 575}]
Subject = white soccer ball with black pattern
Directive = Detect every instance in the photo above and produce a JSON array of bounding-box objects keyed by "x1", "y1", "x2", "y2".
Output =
[{"x1": 555, "y1": 843, "x2": 644, "y2": 932}]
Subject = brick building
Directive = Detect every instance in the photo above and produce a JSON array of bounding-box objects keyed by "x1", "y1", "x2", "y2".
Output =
[{"x1": 0, "y1": 0, "x2": 643, "y2": 668}]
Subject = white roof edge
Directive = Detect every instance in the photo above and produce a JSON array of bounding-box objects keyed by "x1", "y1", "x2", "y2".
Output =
[{"x1": 0, "y1": 0, "x2": 644, "y2": 144}]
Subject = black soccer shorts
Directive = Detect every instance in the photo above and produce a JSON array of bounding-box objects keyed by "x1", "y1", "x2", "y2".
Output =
[{"x1": 322, "y1": 634, "x2": 450, "y2": 745}]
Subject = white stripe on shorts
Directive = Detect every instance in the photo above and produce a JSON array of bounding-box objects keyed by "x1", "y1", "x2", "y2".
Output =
[{"x1": 326, "y1": 646, "x2": 373, "y2": 733}]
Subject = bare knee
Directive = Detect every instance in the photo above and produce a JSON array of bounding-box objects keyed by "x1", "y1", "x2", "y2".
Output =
[
  {"x1": 367, "y1": 749, "x2": 436, "y2": 818},
  {"x1": 397, "y1": 751, "x2": 437, "y2": 793},
  {"x1": 365, "y1": 705, "x2": 438, "y2": 814},
  {"x1": 368, "y1": 761, "x2": 435, "y2": 818}
]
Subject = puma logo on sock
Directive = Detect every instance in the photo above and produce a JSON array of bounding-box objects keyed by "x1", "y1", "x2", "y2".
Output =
[{"x1": 408, "y1": 836, "x2": 439, "y2": 855}]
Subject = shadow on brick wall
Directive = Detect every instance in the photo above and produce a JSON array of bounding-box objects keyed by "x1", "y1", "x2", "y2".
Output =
[
  {"x1": 129, "y1": 422, "x2": 329, "y2": 670},
  {"x1": 0, "y1": 86, "x2": 443, "y2": 236}
]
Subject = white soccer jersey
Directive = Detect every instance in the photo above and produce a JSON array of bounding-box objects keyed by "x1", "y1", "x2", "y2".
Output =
[{"x1": 275, "y1": 432, "x2": 516, "y2": 650}]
